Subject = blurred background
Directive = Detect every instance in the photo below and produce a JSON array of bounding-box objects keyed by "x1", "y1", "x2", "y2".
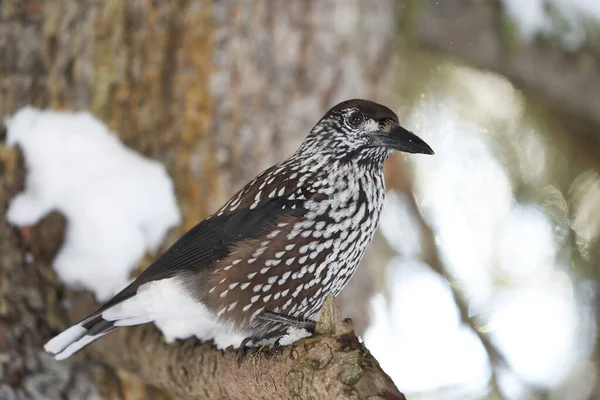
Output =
[{"x1": 1, "y1": 1, "x2": 599, "y2": 399}]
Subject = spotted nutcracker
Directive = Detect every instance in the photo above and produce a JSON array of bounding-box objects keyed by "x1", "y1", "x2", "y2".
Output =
[{"x1": 45, "y1": 99, "x2": 434, "y2": 360}]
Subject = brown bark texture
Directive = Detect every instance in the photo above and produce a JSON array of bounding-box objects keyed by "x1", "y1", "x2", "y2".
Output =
[
  {"x1": 71, "y1": 292, "x2": 404, "y2": 400},
  {"x1": 0, "y1": 0, "x2": 403, "y2": 399}
]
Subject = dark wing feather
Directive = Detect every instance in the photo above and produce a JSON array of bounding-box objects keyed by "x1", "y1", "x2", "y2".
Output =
[{"x1": 95, "y1": 191, "x2": 308, "y2": 314}]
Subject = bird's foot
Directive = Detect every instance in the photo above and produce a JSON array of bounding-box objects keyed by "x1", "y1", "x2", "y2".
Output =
[
  {"x1": 237, "y1": 336, "x2": 254, "y2": 362},
  {"x1": 237, "y1": 334, "x2": 277, "y2": 361},
  {"x1": 268, "y1": 338, "x2": 283, "y2": 356},
  {"x1": 260, "y1": 311, "x2": 316, "y2": 333},
  {"x1": 238, "y1": 313, "x2": 316, "y2": 361}
]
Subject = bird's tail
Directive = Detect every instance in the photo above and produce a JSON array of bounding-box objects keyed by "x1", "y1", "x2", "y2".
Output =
[
  {"x1": 45, "y1": 278, "x2": 189, "y2": 359},
  {"x1": 44, "y1": 314, "x2": 118, "y2": 360},
  {"x1": 45, "y1": 286, "x2": 157, "y2": 359}
]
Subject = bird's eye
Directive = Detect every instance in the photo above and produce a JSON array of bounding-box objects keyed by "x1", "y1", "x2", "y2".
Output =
[{"x1": 348, "y1": 112, "x2": 365, "y2": 128}]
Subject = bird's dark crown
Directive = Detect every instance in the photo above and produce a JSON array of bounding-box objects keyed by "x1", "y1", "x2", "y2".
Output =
[{"x1": 321, "y1": 99, "x2": 399, "y2": 124}]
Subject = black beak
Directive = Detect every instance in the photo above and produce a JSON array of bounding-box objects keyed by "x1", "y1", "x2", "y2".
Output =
[{"x1": 373, "y1": 124, "x2": 434, "y2": 155}]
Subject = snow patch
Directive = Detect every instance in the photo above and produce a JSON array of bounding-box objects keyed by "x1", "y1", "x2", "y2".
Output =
[{"x1": 5, "y1": 106, "x2": 181, "y2": 301}]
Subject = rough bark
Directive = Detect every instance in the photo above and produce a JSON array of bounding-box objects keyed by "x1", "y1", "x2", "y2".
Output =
[
  {"x1": 401, "y1": 0, "x2": 600, "y2": 144},
  {"x1": 69, "y1": 292, "x2": 403, "y2": 400},
  {"x1": 0, "y1": 0, "x2": 402, "y2": 398}
]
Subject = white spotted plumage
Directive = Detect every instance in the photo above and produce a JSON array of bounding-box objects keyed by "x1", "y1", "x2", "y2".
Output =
[{"x1": 216, "y1": 156, "x2": 387, "y2": 327}]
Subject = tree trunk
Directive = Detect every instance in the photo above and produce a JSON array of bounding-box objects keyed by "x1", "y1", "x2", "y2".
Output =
[{"x1": 0, "y1": 0, "x2": 403, "y2": 398}]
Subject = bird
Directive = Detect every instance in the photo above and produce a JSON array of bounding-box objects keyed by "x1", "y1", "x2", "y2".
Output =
[{"x1": 44, "y1": 99, "x2": 434, "y2": 360}]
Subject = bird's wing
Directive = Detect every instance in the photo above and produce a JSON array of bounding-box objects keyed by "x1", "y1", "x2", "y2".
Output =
[
  {"x1": 97, "y1": 169, "x2": 315, "y2": 313},
  {"x1": 45, "y1": 166, "x2": 321, "y2": 359}
]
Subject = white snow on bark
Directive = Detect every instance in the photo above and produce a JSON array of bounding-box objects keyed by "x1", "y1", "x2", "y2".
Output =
[{"x1": 5, "y1": 106, "x2": 181, "y2": 301}]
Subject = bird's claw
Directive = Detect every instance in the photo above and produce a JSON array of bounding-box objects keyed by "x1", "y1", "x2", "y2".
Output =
[
  {"x1": 238, "y1": 312, "x2": 316, "y2": 361},
  {"x1": 237, "y1": 337, "x2": 252, "y2": 362},
  {"x1": 269, "y1": 338, "x2": 283, "y2": 356},
  {"x1": 237, "y1": 346, "x2": 247, "y2": 362}
]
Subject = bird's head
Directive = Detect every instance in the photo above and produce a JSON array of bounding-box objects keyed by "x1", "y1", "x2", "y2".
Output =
[{"x1": 298, "y1": 99, "x2": 434, "y2": 163}]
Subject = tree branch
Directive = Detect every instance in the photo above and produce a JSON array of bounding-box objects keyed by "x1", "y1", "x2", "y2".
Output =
[{"x1": 64, "y1": 292, "x2": 404, "y2": 400}]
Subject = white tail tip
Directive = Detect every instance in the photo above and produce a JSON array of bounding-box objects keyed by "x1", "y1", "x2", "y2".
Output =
[{"x1": 44, "y1": 324, "x2": 86, "y2": 355}]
